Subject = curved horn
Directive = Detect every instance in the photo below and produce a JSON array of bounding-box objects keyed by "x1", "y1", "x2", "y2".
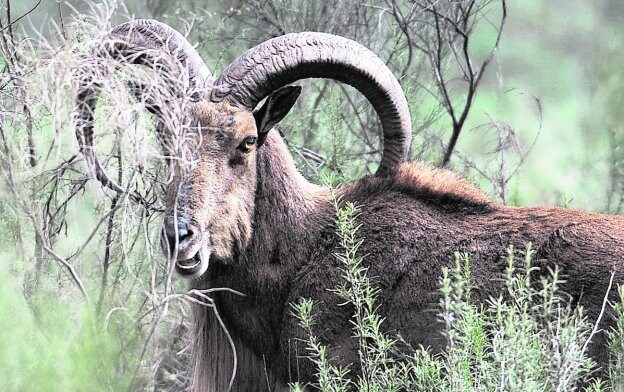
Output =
[
  {"x1": 211, "y1": 32, "x2": 412, "y2": 175},
  {"x1": 74, "y1": 19, "x2": 213, "y2": 193}
]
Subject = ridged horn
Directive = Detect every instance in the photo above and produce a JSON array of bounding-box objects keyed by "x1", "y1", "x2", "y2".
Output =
[
  {"x1": 211, "y1": 32, "x2": 412, "y2": 175},
  {"x1": 74, "y1": 19, "x2": 213, "y2": 193}
]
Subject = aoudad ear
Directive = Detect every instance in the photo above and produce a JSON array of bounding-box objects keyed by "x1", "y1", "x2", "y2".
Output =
[{"x1": 253, "y1": 85, "x2": 302, "y2": 144}]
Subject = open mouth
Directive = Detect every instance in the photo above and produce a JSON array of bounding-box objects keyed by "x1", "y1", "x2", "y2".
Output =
[{"x1": 175, "y1": 246, "x2": 210, "y2": 279}]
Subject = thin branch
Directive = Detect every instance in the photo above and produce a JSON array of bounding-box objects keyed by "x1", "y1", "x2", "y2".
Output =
[
  {"x1": 440, "y1": 0, "x2": 507, "y2": 167},
  {"x1": 57, "y1": 0, "x2": 66, "y2": 40},
  {"x1": 0, "y1": 0, "x2": 42, "y2": 33},
  {"x1": 582, "y1": 271, "x2": 615, "y2": 356},
  {"x1": 0, "y1": 0, "x2": 37, "y2": 167},
  {"x1": 96, "y1": 187, "x2": 120, "y2": 315},
  {"x1": 41, "y1": 241, "x2": 89, "y2": 302}
]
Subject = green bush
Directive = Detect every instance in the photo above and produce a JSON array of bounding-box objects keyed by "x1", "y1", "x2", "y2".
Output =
[{"x1": 292, "y1": 200, "x2": 621, "y2": 391}]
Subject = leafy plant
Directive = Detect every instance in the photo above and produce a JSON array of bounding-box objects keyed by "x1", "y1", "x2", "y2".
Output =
[{"x1": 292, "y1": 200, "x2": 610, "y2": 391}]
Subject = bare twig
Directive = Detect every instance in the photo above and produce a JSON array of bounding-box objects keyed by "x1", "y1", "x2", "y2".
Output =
[
  {"x1": 582, "y1": 271, "x2": 615, "y2": 355},
  {"x1": 57, "y1": 0, "x2": 66, "y2": 40},
  {"x1": 0, "y1": 0, "x2": 42, "y2": 33},
  {"x1": 40, "y1": 240, "x2": 89, "y2": 302},
  {"x1": 439, "y1": 0, "x2": 507, "y2": 167},
  {"x1": 0, "y1": 0, "x2": 37, "y2": 167}
]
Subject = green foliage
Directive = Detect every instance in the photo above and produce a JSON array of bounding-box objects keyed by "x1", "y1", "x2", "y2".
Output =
[
  {"x1": 292, "y1": 202, "x2": 614, "y2": 391},
  {"x1": 292, "y1": 197, "x2": 416, "y2": 391},
  {"x1": 0, "y1": 258, "x2": 130, "y2": 392},
  {"x1": 330, "y1": 198, "x2": 402, "y2": 391},
  {"x1": 291, "y1": 297, "x2": 352, "y2": 392},
  {"x1": 0, "y1": 5, "x2": 191, "y2": 389},
  {"x1": 607, "y1": 285, "x2": 624, "y2": 389},
  {"x1": 2, "y1": 1, "x2": 624, "y2": 390}
]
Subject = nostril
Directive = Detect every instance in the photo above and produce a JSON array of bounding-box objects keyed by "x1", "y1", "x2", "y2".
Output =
[
  {"x1": 180, "y1": 228, "x2": 194, "y2": 243},
  {"x1": 163, "y1": 218, "x2": 195, "y2": 251}
]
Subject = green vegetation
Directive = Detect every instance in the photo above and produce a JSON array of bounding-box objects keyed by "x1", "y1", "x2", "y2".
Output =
[
  {"x1": 0, "y1": 259, "x2": 130, "y2": 391},
  {"x1": 293, "y1": 200, "x2": 623, "y2": 391},
  {"x1": 0, "y1": 0, "x2": 623, "y2": 390}
]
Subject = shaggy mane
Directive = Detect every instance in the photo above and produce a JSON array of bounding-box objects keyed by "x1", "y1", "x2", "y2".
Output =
[
  {"x1": 395, "y1": 161, "x2": 490, "y2": 203},
  {"x1": 344, "y1": 161, "x2": 492, "y2": 213}
]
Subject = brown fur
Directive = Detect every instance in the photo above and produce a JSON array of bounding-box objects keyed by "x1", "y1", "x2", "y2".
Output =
[
  {"x1": 182, "y1": 122, "x2": 624, "y2": 391},
  {"x1": 164, "y1": 101, "x2": 259, "y2": 262}
]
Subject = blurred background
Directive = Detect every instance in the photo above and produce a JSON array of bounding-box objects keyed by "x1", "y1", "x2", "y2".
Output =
[
  {"x1": 1, "y1": 0, "x2": 624, "y2": 390},
  {"x1": 12, "y1": 0, "x2": 624, "y2": 211}
]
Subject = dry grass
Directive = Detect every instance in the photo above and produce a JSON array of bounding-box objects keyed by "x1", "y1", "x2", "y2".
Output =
[{"x1": 0, "y1": 2, "x2": 209, "y2": 389}]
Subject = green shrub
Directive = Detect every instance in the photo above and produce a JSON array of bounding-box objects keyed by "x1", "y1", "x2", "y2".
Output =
[
  {"x1": 607, "y1": 285, "x2": 624, "y2": 390},
  {"x1": 292, "y1": 200, "x2": 616, "y2": 391}
]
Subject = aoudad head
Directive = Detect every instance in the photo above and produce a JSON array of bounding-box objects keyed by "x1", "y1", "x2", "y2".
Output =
[
  {"x1": 158, "y1": 86, "x2": 301, "y2": 278},
  {"x1": 74, "y1": 20, "x2": 412, "y2": 279}
]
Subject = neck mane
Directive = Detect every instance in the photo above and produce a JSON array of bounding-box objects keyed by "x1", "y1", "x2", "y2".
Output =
[
  {"x1": 190, "y1": 130, "x2": 332, "y2": 391},
  {"x1": 250, "y1": 130, "x2": 331, "y2": 270}
]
